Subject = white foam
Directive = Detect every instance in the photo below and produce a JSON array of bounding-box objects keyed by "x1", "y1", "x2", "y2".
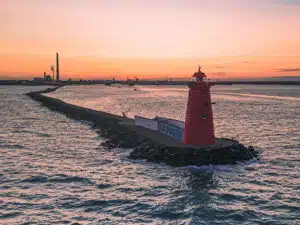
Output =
[{"x1": 184, "y1": 159, "x2": 259, "y2": 172}]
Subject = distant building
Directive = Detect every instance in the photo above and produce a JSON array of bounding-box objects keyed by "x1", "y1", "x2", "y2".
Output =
[
  {"x1": 45, "y1": 74, "x2": 53, "y2": 81},
  {"x1": 104, "y1": 80, "x2": 112, "y2": 85},
  {"x1": 33, "y1": 72, "x2": 53, "y2": 82},
  {"x1": 33, "y1": 77, "x2": 44, "y2": 82}
]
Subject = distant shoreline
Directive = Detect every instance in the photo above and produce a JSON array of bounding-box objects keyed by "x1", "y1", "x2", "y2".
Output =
[{"x1": 1, "y1": 80, "x2": 300, "y2": 86}]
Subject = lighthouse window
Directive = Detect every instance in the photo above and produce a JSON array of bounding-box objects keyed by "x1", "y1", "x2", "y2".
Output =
[{"x1": 201, "y1": 114, "x2": 207, "y2": 119}]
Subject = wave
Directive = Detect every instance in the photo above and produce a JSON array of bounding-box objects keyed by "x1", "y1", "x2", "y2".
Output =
[
  {"x1": 0, "y1": 144, "x2": 25, "y2": 149},
  {"x1": 13, "y1": 130, "x2": 51, "y2": 137},
  {"x1": 74, "y1": 199, "x2": 134, "y2": 212},
  {"x1": 21, "y1": 174, "x2": 94, "y2": 185},
  {"x1": 0, "y1": 211, "x2": 23, "y2": 219},
  {"x1": 184, "y1": 159, "x2": 259, "y2": 172},
  {"x1": 96, "y1": 183, "x2": 113, "y2": 189}
]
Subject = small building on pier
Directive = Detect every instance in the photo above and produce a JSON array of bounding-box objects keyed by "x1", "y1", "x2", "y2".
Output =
[{"x1": 134, "y1": 116, "x2": 184, "y2": 141}]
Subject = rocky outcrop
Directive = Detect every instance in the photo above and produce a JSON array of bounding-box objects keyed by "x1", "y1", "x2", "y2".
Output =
[
  {"x1": 26, "y1": 88, "x2": 260, "y2": 167},
  {"x1": 129, "y1": 139, "x2": 258, "y2": 166}
]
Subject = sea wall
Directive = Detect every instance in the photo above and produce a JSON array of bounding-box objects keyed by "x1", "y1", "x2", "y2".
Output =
[{"x1": 26, "y1": 87, "x2": 259, "y2": 166}]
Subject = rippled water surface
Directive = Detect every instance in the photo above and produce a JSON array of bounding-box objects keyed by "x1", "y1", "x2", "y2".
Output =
[{"x1": 1, "y1": 85, "x2": 300, "y2": 224}]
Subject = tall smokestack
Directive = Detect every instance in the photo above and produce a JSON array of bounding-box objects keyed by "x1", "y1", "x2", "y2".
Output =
[{"x1": 56, "y1": 52, "x2": 60, "y2": 81}]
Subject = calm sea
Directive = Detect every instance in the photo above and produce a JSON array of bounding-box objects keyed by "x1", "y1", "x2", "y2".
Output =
[{"x1": 1, "y1": 84, "x2": 299, "y2": 224}]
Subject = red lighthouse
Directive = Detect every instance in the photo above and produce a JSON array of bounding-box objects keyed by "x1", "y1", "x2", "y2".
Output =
[{"x1": 183, "y1": 66, "x2": 216, "y2": 146}]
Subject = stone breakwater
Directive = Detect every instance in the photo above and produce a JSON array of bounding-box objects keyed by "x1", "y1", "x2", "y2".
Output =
[{"x1": 26, "y1": 87, "x2": 259, "y2": 166}]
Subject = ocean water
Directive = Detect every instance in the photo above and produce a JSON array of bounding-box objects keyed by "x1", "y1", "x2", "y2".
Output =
[{"x1": 1, "y1": 84, "x2": 300, "y2": 225}]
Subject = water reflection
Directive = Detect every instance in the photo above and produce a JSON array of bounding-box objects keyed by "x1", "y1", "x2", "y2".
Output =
[{"x1": 1, "y1": 85, "x2": 299, "y2": 224}]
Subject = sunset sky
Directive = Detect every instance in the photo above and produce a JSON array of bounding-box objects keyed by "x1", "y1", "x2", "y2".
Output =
[{"x1": 0, "y1": 0, "x2": 299, "y2": 80}]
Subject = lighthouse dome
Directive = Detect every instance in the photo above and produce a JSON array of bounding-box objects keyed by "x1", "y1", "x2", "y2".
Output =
[{"x1": 192, "y1": 66, "x2": 207, "y2": 82}]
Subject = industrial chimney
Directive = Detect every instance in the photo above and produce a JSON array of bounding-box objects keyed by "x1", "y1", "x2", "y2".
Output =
[{"x1": 56, "y1": 52, "x2": 60, "y2": 81}]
